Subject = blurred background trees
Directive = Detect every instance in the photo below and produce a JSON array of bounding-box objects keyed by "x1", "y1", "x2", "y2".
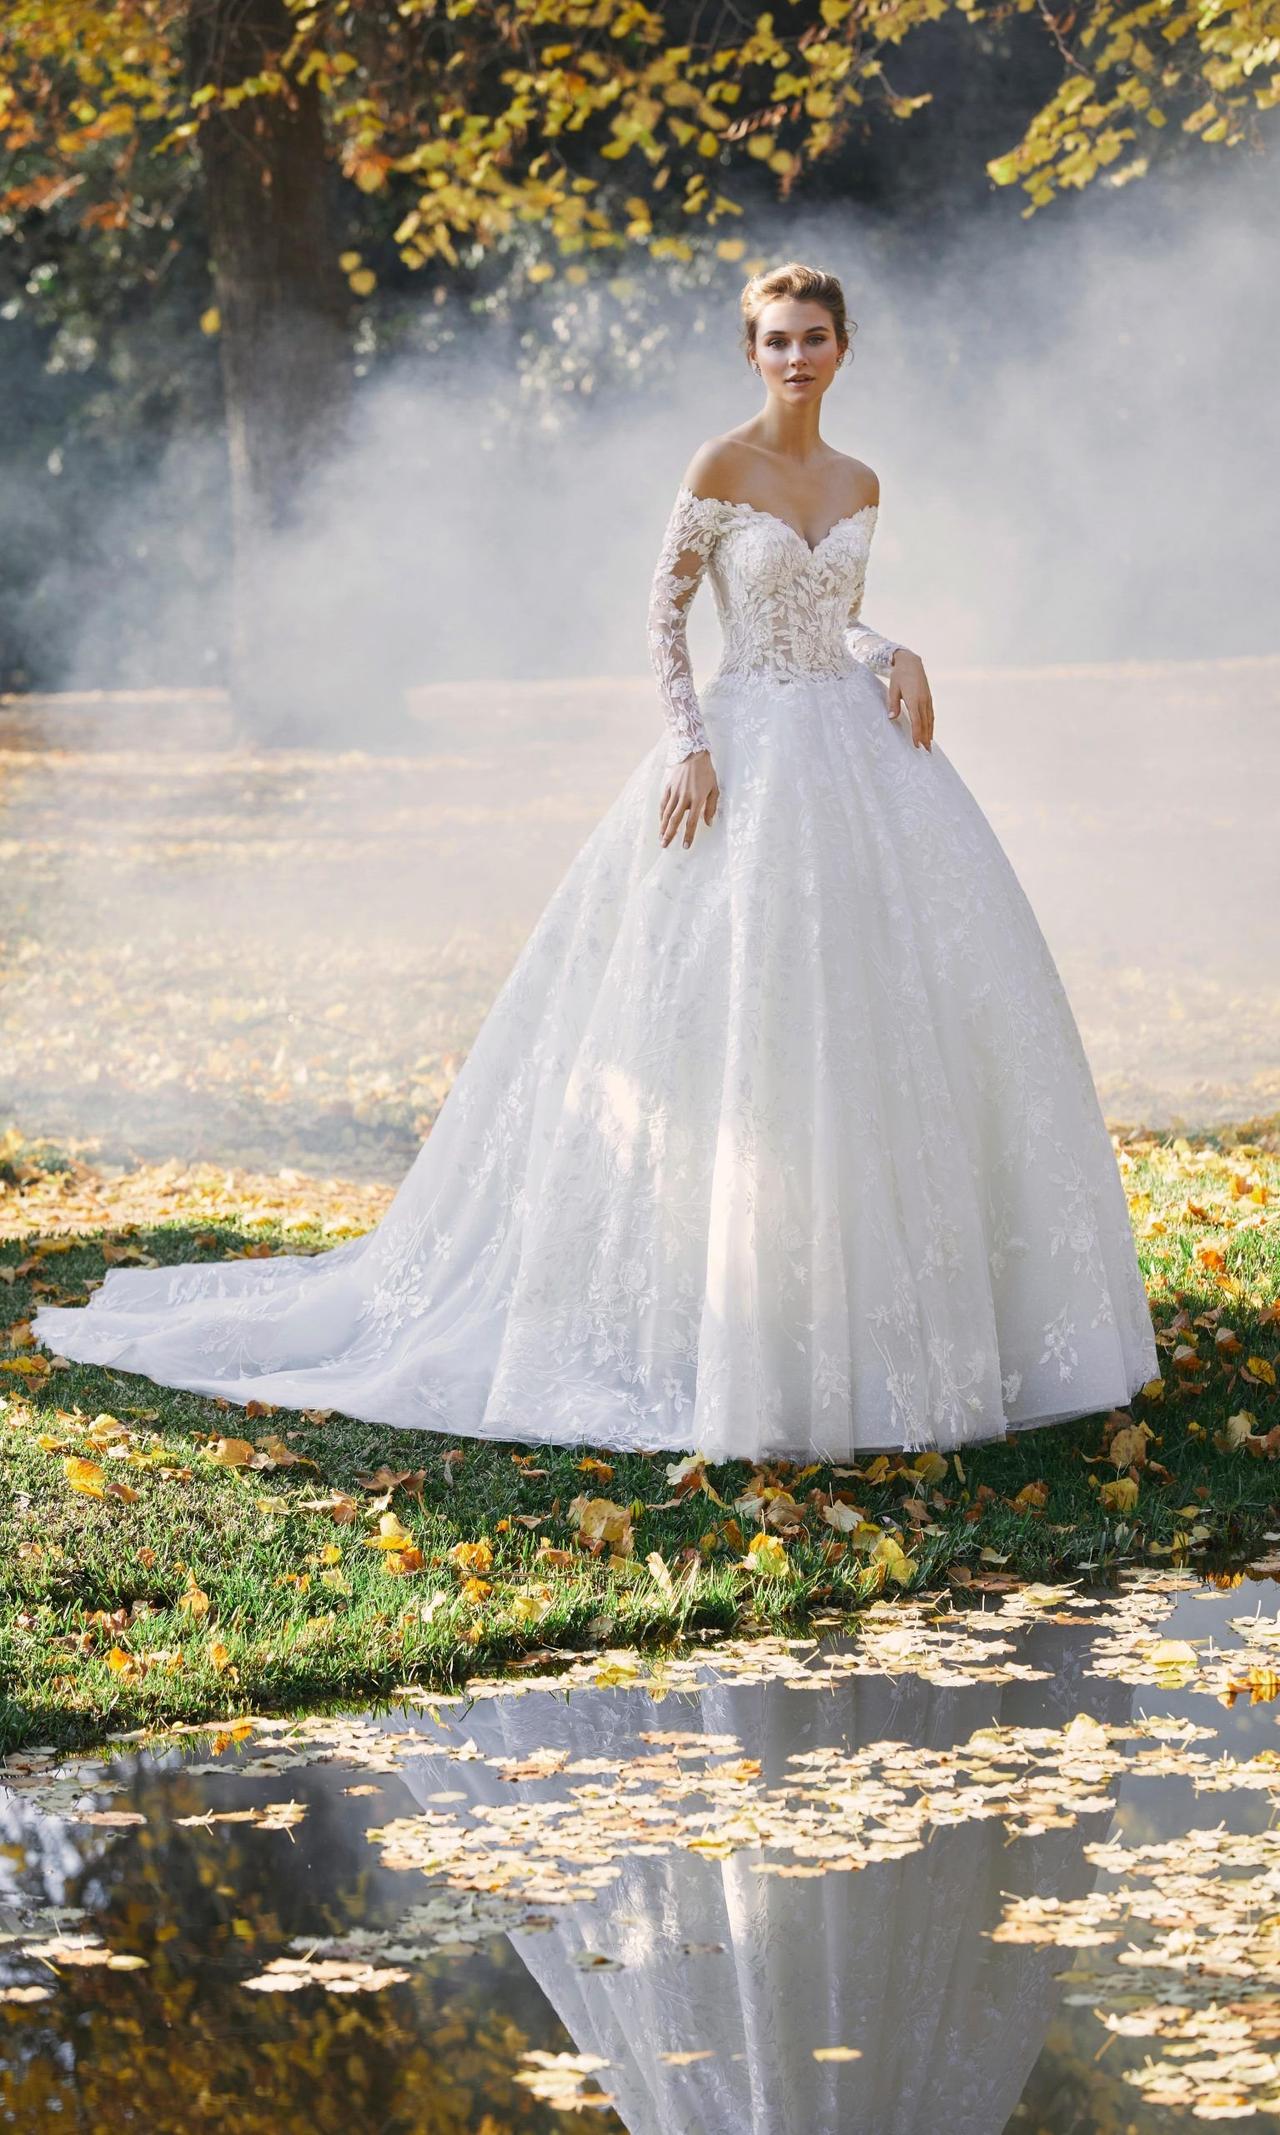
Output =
[{"x1": 1, "y1": 0, "x2": 1275, "y2": 731}]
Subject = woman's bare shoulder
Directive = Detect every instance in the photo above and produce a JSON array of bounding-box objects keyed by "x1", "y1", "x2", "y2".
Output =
[
  {"x1": 677, "y1": 436, "x2": 757, "y2": 505},
  {"x1": 829, "y1": 448, "x2": 880, "y2": 511}
]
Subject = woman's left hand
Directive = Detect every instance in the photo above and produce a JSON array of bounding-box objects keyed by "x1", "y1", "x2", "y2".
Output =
[{"x1": 887, "y1": 648, "x2": 934, "y2": 752}]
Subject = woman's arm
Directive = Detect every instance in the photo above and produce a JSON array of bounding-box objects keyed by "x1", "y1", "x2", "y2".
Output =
[
  {"x1": 646, "y1": 482, "x2": 731, "y2": 766},
  {"x1": 844, "y1": 482, "x2": 934, "y2": 751},
  {"x1": 845, "y1": 616, "x2": 906, "y2": 674}
]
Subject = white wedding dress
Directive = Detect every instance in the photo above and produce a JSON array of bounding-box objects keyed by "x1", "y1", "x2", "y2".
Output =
[{"x1": 32, "y1": 484, "x2": 1159, "y2": 1458}]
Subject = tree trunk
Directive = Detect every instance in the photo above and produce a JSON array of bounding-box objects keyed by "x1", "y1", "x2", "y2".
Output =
[{"x1": 189, "y1": 0, "x2": 392, "y2": 743}]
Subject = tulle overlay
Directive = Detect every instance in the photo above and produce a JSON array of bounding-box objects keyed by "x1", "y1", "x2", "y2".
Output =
[{"x1": 32, "y1": 658, "x2": 1158, "y2": 1458}]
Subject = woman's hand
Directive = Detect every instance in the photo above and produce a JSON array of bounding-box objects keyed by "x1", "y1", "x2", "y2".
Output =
[
  {"x1": 887, "y1": 648, "x2": 934, "y2": 752},
  {"x1": 660, "y1": 748, "x2": 720, "y2": 849}
]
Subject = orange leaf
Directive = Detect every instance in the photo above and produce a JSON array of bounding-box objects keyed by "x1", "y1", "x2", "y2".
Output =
[
  {"x1": 63, "y1": 1457, "x2": 106, "y2": 1497},
  {"x1": 208, "y1": 1438, "x2": 254, "y2": 1468}
]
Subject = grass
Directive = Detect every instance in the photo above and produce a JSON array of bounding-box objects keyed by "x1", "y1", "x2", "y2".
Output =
[{"x1": 1, "y1": 1118, "x2": 1277, "y2": 1759}]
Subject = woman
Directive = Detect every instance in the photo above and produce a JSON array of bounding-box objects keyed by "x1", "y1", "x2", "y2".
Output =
[{"x1": 33, "y1": 261, "x2": 1159, "y2": 1459}]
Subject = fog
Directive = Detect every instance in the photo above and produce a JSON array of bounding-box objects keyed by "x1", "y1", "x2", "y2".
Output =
[{"x1": 2, "y1": 139, "x2": 1277, "y2": 1173}]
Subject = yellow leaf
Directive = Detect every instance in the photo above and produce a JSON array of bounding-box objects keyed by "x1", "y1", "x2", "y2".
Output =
[
  {"x1": 105, "y1": 1645, "x2": 134, "y2": 1674},
  {"x1": 365, "y1": 1512, "x2": 412, "y2": 1549},
  {"x1": 1099, "y1": 1476, "x2": 1139, "y2": 1514},
  {"x1": 199, "y1": 306, "x2": 220, "y2": 335},
  {"x1": 1222, "y1": 1409, "x2": 1260, "y2": 1450},
  {"x1": 1226, "y1": 1666, "x2": 1280, "y2": 1705},
  {"x1": 448, "y1": 1537, "x2": 493, "y2": 1575},
  {"x1": 911, "y1": 1451, "x2": 948, "y2": 1486},
  {"x1": 646, "y1": 1550, "x2": 675, "y2": 1596},
  {"x1": 870, "y1": 1534, "x2": 914, "y2": 1587},
  {"x1": 743, "y1": 1533, "x2": 787, "y2": 1575},
  {"x1": 208, "y1": 1438, "x2": 255, "y2": 1468},
  {"x1": 1109, "y1": 1423, "x2": 1152, "y2": 1468},
  {"x1": 348, "y1": 268, "x2": 376, "y2": 296},
  {"x1": 208, "y1": 1641, "x2": 232, "y2": 1673},
  {"x1": 821, "y1": 1500, "x2": 863, "y2": 1533},
  {"x1": 63, "y1": 1457, "x2": 106, "y2": 1497},
  {"x1": 178, "y1": 1581, "x2": 209, "y2": 1621},
  {"x1": 383, "y1": 1546, "x2": 425, "y2": 1576},
  {"x1": 338, "y1": 249, "x2": 362, "y2": 271},
  {"x1": 1149, "y1": 1638, "x2": 1198, "y2": 1676},
  {"x1": 570, "y1": 1496, "x2": 635, "y2": 1555},
  {"x1": 1247, "y1": 1356, "x2": 1277, "y2": 1387}
]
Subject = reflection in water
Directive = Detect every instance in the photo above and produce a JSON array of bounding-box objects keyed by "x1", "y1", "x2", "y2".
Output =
[
  {"x1": 392, "y1": 1617, "x2": 1130, "y2": 2135},
  {"x1": 4, "y1": 1580, "x2": 1278, "y2": 2131}
]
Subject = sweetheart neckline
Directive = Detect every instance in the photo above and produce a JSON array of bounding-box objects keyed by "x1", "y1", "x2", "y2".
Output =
[{"x1": 676, "y1": 484, "x2": 877, "y2": 557}]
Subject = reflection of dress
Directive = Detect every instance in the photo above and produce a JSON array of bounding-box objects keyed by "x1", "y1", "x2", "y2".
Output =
[
  {"x1": 396, "y1": 1622, "x2": 1130, "y2": 2135},
  {"x1": 33, "y1": 485, "x2": 1158, "y2": 1458}
]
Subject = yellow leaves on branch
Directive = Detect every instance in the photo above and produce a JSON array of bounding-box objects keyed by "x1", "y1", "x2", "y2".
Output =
[{"x1": 0, "y1": 0, "x2": 991, "y2": 283}]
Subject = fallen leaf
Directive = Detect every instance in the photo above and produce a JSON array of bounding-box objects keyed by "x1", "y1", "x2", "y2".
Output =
[
  {"x1": 63, "y1": 1456, "x2": 106, "y2": 1497},
  {"x1": 208, "y1": 1438, "x2": 255, "y2": 1468}
]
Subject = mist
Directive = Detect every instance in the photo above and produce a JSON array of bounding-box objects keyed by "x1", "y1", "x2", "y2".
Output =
[{"x1": 2, "y1": 136, "x2": 1277, "y2": 1174}]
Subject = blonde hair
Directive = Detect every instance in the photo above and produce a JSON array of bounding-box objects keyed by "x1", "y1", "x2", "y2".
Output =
[{"x1": 739, "y1": 262, "x2": 854, "y2": 366}]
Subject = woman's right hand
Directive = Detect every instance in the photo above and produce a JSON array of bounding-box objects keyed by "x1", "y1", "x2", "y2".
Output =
[{"x1": 660, "y1": 749, "x2": 720, "y2": 849}]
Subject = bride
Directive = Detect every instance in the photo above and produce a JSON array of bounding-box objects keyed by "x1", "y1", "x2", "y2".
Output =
[{"x1": 33, "y1": 260, "x2": 1159, "y2": 1461}]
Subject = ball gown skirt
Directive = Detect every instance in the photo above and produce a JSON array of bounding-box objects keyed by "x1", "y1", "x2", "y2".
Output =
[{"x1": 31, "y1": 489, "x2": 1159, "y2": 1458}]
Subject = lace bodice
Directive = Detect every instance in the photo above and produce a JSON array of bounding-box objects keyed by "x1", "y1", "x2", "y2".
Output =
[{"x1": 647, "y1": 483, "x2": 905, "y2": 765}]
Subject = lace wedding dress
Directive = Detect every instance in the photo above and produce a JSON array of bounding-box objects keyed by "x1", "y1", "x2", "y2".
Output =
[{"x1": 32, "y1": 484, "x2": 1159, "y2": 1458}]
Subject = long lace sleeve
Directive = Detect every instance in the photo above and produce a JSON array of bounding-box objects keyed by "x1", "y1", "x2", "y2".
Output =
[
  {"x1": 844, "y1": 529, "x2": 905, "y2": 675},
  {"x1": 845, "y1": 616, "x2": 904, "y2": 674},
  {"x1": 647, "y1": 486, "x2": 732, "y2": 767}
]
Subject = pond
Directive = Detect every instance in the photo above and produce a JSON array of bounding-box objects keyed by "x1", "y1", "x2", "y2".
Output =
[{"x1": 3, "y1": 1570, "x2": 1280, "y2": 2130}]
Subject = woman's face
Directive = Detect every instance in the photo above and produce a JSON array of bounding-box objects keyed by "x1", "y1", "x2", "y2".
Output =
[{"x1": 751, "y1": 298, "x2": 843, "y2": 401}]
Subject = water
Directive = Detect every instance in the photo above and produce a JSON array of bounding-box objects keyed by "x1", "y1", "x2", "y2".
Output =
[{"x1": 4, "y1": 1572, "x2": 1280, "y2": 2130}]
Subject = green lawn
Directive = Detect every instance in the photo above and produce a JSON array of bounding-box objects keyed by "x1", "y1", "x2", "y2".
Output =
[{"x1": 1, "y1": 1119, "x2": 1277, "y2": 1758}]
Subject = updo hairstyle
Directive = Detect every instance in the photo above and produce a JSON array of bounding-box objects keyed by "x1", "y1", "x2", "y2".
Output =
[{"x1": 738, "y1": 262, "x2": 856, "y2": 367}]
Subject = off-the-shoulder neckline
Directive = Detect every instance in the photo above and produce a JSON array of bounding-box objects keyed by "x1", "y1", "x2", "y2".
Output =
[{"x1": 675, "y1": 483, "x2": 877, "y2": 557}]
